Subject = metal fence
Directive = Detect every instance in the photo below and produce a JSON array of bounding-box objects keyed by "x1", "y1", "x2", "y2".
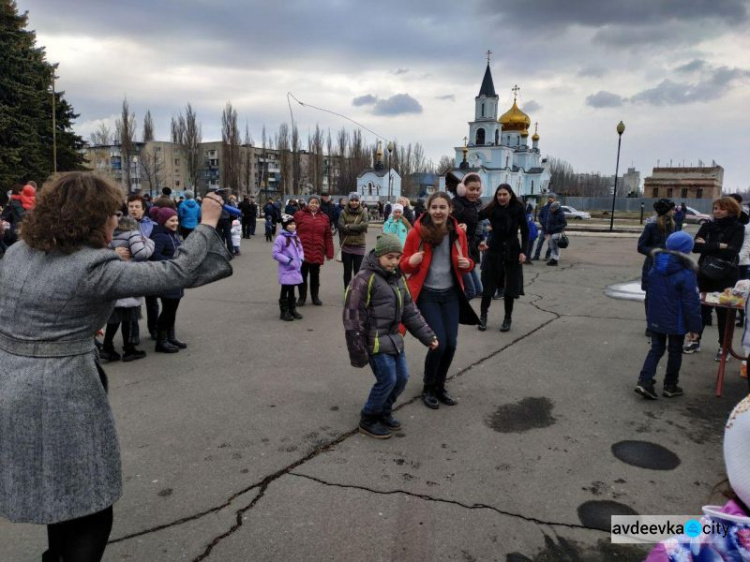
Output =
[{"x1": 557, "y1": 197, "x2": 715, "y2": 214}]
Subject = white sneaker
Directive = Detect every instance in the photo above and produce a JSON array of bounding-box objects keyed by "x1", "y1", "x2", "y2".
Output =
[{"x1": 683, "y1": 340, "x2": 701, "y2": 354}]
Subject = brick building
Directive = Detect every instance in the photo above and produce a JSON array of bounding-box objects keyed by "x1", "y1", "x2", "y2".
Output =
[{"x1": 643, "y1": 165, "x2": 723, "y2": 200}]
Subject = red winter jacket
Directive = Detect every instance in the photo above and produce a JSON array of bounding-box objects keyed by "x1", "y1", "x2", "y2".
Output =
[
  {"x1": 399, "y1": 216, "x2": 474, "y2": 303},
  {"x1": 294, "y1": 207, "x2": 334, "y2": 265}
]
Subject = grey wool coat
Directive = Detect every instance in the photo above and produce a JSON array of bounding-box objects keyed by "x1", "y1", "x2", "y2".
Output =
[{"x1": 0, "y1": 224, "x2": 232, "y2": 524}]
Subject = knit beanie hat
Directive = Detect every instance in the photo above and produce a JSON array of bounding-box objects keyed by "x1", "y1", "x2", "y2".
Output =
[
  {"x1": 653, "y1": 198, "x2": 675, "y2": 216},
  {"x1": 392, "y1": 203, "x2": 404, "y2": 214},
  {"x1": 724, "y1": 396, "x2": 750, "y2": 507},
  {"x1": 375, "y1": 233, "x2": 403, "y2": 257},
  {"x1": 156, "y1": 207, "x2": 177, "y2": 225},
  {"x1": 281, "y1": 213, "x2": 295, "y2": 229},
  {"x1": 348, "y1": 192, "x2": 360, "y2": 201},
  {"x1": 184, "y1": 190, "x2": 195, "y2": 200},
  {"x1": 666, "y1": 231, "x2": 694, "y2": 254},
  {"x1": 149, "y1": 206, "x2": 160, "y2": 220}
]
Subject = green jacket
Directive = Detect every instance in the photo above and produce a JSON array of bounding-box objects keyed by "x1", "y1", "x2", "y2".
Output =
[{"x1": 338, "y1": 205, "x2": 369, "y2": 248}]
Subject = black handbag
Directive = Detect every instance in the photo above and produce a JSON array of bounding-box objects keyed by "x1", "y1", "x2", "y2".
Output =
[
  {"x1": 557, "y1": 232, "x2": 569, "y2": 249},
  {"x1": 700, "y1": 255, "x2": 738, "y2": 281}
]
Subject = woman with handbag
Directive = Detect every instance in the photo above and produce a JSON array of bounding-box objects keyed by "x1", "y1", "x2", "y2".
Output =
[
  {"x1": 338, "y1": 192, "x2": 369, "y2": 289},
  {"x1": 477, "y1": 184, "x2": 529, "y2": 332},
  {"x1": 684, "y1": 197, "x2": 745, "y2": 359},
  {"x1": 400, "y1": 192, "x2": 479, "y2": 409},
  {"x1": 544, "y1": 201, "x2": 567, "y2": 266}
]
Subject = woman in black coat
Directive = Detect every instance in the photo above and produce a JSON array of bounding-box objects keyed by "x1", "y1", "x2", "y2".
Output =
[
  {"x1": 684, "y1": 197, "x2": 745, "y2": 358},
  {"x1": 477, "y1": 184, "x2": 529, "y2": 332},
  {"x1": 637, "y1": 199, "x2": 675, "y2": 335}
]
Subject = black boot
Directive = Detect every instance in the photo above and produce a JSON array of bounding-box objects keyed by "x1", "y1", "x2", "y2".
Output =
[
  {"x1": 500, "y1": 316, "x2": 512, "y2": 332},
  {"x1": 435, "y1": 387, "x2": 458, "y2": 406},
  {"x1": 359, "y1": 413, "x2": 392, "y2": 439},
  {"x1": 478, "y1": 312, "x2": 487, "y2": 331},
  {"x1": 122, "y1": 345, "x2": 147, "y2": 362},
  {"x1": 288, "y1": 296, "x2": 303, "y2": 320},
  {"x1": 297, "y1": 283, "x2": 307, "y2": 307},
  {"x1": 311, "y1": 279, "x2": 323, "y2": 306},
  {"x1": 421, "y1": 385, "x2": 439, "y2": 409},
  {"x1": 279, "y1": 298, "x2": 294, "y2": 321},
  {"x1": 155, "y1": 330, "x2": 180, "y2": 353},
  {"x1": 99, "y1": 345, "x2": 121, "y2": 362},
  {"x1": 380, "y1": 412, "x2": 402, "y2": 430},
  {"x1": 168, "y1": 328, "x2": 187, "y2": 349}
]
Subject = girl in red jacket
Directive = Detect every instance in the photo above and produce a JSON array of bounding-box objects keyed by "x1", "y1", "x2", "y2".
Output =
[{"x1": 400, "y1": 192, "x2": 478, "y2": 409}]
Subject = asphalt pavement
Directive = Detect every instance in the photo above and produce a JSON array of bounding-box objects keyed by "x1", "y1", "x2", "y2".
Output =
[{"x1": 2, "y1": 225, "x2": 746, "y2": 561}]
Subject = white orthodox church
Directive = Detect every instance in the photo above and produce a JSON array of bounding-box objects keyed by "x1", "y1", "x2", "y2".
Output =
[
  {"x1": 439, "y1": 61, "x2": 551, "y2": 198},
  {"x1": 356, "y1": 142, "x2": 402, "y2": 202}
]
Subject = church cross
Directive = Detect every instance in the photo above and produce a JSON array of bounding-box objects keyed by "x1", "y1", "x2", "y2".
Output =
[
  {"x1": 486, "y1": 50, "x2": 492, "y2": 64},
  {"x1": 463, "y1": 136, "x2": 468, "y2": 147},
  {"x1": 512, "y1": 84, "x2": 520, "y2": 100}
]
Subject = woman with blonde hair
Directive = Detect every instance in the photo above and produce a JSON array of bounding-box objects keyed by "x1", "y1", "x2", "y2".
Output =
[{"x1": 0, "y1": 172, "x2": 231, "y2": 561}]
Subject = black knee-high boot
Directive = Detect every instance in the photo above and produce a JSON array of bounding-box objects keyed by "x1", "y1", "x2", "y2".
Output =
[
  {"x1": 501, "y1": 297, "x2": 514, "y2": 332},
  {"x1": 478, "y1": 296, "x2": 491, "y2": 331}
]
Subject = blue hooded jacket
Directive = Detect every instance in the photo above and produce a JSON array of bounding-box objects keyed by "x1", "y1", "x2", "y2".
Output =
[
  {"x1": 646, "y1": 249, "x2": 702, "y2": 335},
  {"x1": 178, "y1": 199, "x2": 201, "y2": 229}
]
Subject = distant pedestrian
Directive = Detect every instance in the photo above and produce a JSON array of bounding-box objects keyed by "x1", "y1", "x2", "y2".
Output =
[
  {"x1": 177, "y1": 190, "x2": 201, "y2": 238},
  {"x1": 525, "y1": 204, "x2": 539, "y2": 266},
  {"x1": 533, "y1": 194, "x2": 555, "y2": 261},
  {"x1": 382, "y1": 203, "x2": 411, "y2": 247},
  {"x1": 635, "y1": 232, "x2": 701, "y2": 400},
  {"x1": 338, "y1": 192, "x2": 370, "y2": 288},
  {"x1": 239, "y1": 195, "x2": 254, "y2": 238},
  {"x1": 673, "y1": 203, "x2": 686, "y2": 231},
  {"x1": 272, "y1": 214, "x2": 304, "y2": 321},
  {"x1": 344, "y1": 233, "x2": 438, "y2": 439},
  {"x1": 231, "y1": 218, "x2": 242, "y2": 255},
  {"x1": 399, "y1": 197, "x2": 415, "y2": 225},
  {"x1": 153, "y1": 187, "x2": 176, "y2": 210},
  {"x1": 544, "y1": 201, "x2": 567, "y2": 266},
  {"x1": 295, "y1": 196, "x2": 334, "y2": 306}
]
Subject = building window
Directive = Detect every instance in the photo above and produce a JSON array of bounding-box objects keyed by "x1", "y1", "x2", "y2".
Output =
[
  {"x1": 531, "y1": 181, "x2": 534, "y2": 194},
  {"x1": 481, "y1": 102, "x2": 485, "y2": 117},
  {"x1": 652, "y1": 188, "x2": 658, "y2": 197},
  {"x1": 175, "y1": 181, "x2": 180, "y2": 187},
  {"x1": 681, "y1": 188, "x2": 688, "y2": 198},
  {"x1": 174, "y1": 159, "x2": 180, "y2": 166},
  {"x1": 495, "y1": 130, "x2": 499, "y2": 146},
  {"x1": 667, "y1": 188, "x2": 673, "y2": 198},
  {"x1": 696, "y1": 188, "x2": 703, "y2": 198},
  {"x1": 475, "y1": 128, "x2": 485, "y2": 145}
]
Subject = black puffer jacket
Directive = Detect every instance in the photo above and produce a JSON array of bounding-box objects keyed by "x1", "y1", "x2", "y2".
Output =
[
  {"x1": 478, "y1": 202, "x2": 529, "y2": 262},
  {"x1": 451, "y1": 196, "x2": 481, "y2": 262},
  {"x1": 693, "y1": 216, "x2": 745, "y2": 292},
  {"x1": 343, "y1": 251, "x2": 435, "y2": 367}
]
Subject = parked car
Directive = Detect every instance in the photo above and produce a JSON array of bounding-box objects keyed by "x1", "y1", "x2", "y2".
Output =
[
  {"x1": 560, "y1": 205, "x2": 591, "y2": 220},
  {"x1": 684, "y1": 206, "x2": 711, "y2": 224}
]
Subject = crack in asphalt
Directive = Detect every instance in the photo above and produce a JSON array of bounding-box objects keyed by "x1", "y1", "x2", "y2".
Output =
[{"x1": 289, "y1": 472, "x2": 604, "y2": 535}]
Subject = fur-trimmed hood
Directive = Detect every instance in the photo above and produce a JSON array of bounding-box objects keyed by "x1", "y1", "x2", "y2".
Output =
[{"x1": 650, "y1": 248, "x2": 699, "y2": 274}]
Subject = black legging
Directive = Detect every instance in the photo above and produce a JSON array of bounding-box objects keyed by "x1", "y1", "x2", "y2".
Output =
[
  {"x1": 45, "y1": 506, "x2": 113, "y2": 562},
  {"x1": 301, "y1": 262, "x2": 320, "y2": 288},
  {"x1": 157, "y1": 298, "x2": 181, "y2": 332},
  {"x1": 280, "y1": 284, "x2": 296, "y2": 300},
  {"x1": 342, "y1": 252, "x2": 364, "y2": 288},
  {"x1": 103, "y1": 320, "x2": 132, "y2": 348}
]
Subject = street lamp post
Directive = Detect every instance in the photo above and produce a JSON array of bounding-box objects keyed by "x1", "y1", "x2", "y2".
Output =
[
  {"x1": 609, "y1": 121, "x2": 626, "y2": 232},
  {"x1": 387, "y1": 141, "x2": 394, "y2": 201}
]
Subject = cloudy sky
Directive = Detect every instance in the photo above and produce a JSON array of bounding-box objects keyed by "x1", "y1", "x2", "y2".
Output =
[{"x1": 19, "y1": 0, "x2": 750, "y2": 190}]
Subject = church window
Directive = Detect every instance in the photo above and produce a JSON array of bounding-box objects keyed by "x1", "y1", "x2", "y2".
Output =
[
  {"x1": 531, "y1": 181, "x2": 534, "y2": 194},
  {"x1": 481, "y1": 103, "x2": 485, "y2": 117},
  {"x1": 368, "y1": 182, "x2": 373, "y2": 195},
  {"x1": 495, "y1": 130, "x2": 499, "y2": 146},
  {"x1": 475, "y1": 128, "x2": 485, "y2": 145}
]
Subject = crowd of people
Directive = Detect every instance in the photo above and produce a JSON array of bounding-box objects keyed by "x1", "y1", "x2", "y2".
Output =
[{"x1": 9, "y1": 170, "x2": 749, "y2": 561}]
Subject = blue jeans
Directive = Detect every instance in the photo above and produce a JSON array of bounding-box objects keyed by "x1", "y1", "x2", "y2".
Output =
[
  {"x1": 417, "y1": 287, "x2": 459, "y2": 389},
  {"x1": 462, "y1": 267, "x2": 483, "y2": 300},
  {"x1": 533, "y1": 231, "x2": 550, "y2": 260},
  {"x1": 639, "y1": 333, "x2": 685, "y2": 386},
  {"x1": 363, "y1": 351, "x2": 409, "y2": 415}
]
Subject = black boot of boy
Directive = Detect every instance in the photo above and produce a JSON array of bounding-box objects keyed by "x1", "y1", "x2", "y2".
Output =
[
  {"x1": 500, "y1": 316, "x2": 512, "y2": 332},
  {"x1": 359, "y1": 413, "x2": 392, "y2": 439},
  {"x1": 99, "y1": 346, "x2": 121, "y2": 362},
  {"x1": 380, "y1": 412, "x2": 402, "y2": 431},
  {"x1": 421, "y1": 385, "x2": 440, "y2": 409},
  {"x1": 435, "y1": 387, "x2": 458, "y2": 406},
  {"x1": 478, "y1": 312, "x2": 488, "y2": 331},
  {"x1": 122, "y1": 345, "x2": 147, "y2": 362},
  {"x1": 288, "y1": 296, "x2": 303, "y2": 320}
]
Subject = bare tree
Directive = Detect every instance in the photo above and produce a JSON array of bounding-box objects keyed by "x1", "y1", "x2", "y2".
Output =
[
  {"x1": 277, "y1": 123, "x2": 290, "y2": 198},
  {"x1": 325, "y1": 128, "x2": 333, "y2": 192},
  {"x1": 170, "y1": 116, "x2": 182, "y2": 144},
  {"x1": 336, "y1": 127, "x2": 348, "y2": 194},
  {"x1": 143, "y1": 110, "x2": 154, "y2": 142},
  {"x1": 139, "y1": 143, "x2": 162, "y2": 197},
  {"x1": 172, "y1": 104, "x2": 202, "y2": 191},
  {"x1": 309, "y1": 124, "x2": 324, "y2": 193},
  {"x1": 437, "y1": 154, "x2": 454, "y2": 174},
  {"x1": 242, "y1": 122, "x2": 254, "y2": 195},
  {"x1": 221, "y1": 101, "x2": 241, "y2": 191},
  {"x1": 89, "y1": 122, "x2": 111, "y2": 146},
  {"x1": 291, "y1": 124, "x2": 301, "y2": 194},
  {"x1": 115, "y1": 98, "x2": 136, "y2": 192}
]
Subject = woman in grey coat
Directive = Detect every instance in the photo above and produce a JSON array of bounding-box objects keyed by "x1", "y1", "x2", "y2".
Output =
[{"x1": 0, "y1": 172, "x2": 232, "y2": 561}]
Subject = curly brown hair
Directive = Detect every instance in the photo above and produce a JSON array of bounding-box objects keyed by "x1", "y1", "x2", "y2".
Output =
[{"x1": 21, "y1": 172, "x2": 124, "y2": 254}]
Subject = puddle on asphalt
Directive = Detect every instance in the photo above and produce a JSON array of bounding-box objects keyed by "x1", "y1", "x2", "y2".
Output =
[
  {"x1": 486, "y1": 397, "x2": 555, "y2": 433},
  {"x1": 507, "y1": 535, "x2": 647, "y2": 561},
  {"x1": 605, "y1": 279, "x2": 645, "y2": 302},
  {"x1": 611, "y1": 440, "x2": 681, "y2": 470},
  {"x1": 577, "y1": 500, "x2": 639, "y2": 532}
]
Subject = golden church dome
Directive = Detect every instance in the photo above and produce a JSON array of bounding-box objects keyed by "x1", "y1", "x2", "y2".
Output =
[
  {"x1": 532, "y1": 132, "x2": 539, "y2": 141},
  {"x1": 499, "y1": 99, "x2": 531, "y2": 132}
]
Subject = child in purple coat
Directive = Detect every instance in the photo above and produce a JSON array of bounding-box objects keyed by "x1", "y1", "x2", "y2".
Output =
[{"x1": 272, "y1": 214, "x2": 305, "y2": 321}]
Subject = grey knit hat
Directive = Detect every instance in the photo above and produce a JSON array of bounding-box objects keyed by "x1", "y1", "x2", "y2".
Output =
[
  {"x1": 375, "y1": 234, "x2": 403, "y2": 257},
  {"x1": 348, "y1": 191, "x2": 360, "y2": 201},
  {"x1": 184, "y1": 190, "x2": 195, "y2": 200}
]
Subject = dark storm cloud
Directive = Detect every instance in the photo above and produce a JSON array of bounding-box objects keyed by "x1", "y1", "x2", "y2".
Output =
[
  {"x1": 352, "y1": 94, "x2": 378, "y2": 106},
  {"x1": 675, "y1": 59, "x2": 708, "y2": 73},
  {"x1": 371, "y1": 94, "x2": 423, "y2": 116},
  {"x1": 585, "y1": 91, "x2": 625, "y2": 108},
  {"x1": 523, "y1": 100, "x2": 542, "y2": 113},
  {"x1": 630, "y1": 66, "x2": 750, "y2": 105}
]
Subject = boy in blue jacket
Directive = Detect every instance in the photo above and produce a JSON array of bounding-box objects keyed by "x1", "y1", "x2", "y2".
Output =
[{"x1": 635, "y1": 231, "x2": 702, "y2": 399}]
